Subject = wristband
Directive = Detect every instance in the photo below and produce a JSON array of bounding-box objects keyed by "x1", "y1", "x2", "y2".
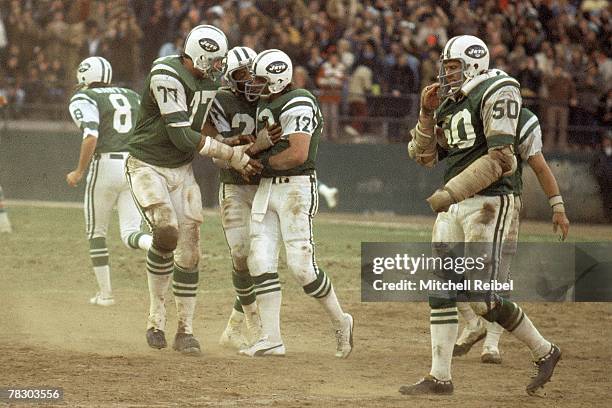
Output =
[{"x1": 548, "y1": 195, "x2": 563, "y2": 208}]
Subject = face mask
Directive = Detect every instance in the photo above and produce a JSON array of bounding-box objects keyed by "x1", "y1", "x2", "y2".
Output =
[{"x1": 604, "y1": 146, "x2": 612, "y2": 156}]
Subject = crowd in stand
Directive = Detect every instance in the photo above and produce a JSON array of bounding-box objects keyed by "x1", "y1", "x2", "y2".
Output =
[{"x1": 0, "y1": 0, "x2": 610, "y2": 148}]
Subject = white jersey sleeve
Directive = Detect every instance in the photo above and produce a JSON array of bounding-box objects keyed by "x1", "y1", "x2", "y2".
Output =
[
  {"x1": 209, "y1": 98, "x2": 231, "y2": 133},
  {"x1": 279, "y1": 97, "x2": 318, "y2": 138},
  {"x1": 150, "y1": 74, "x2": 190, "y2": 127},
  {"x1": 68, "y1": 95, "x2": 100, "y2": 139},
  {"x1": 481, "y1": 82, "x2": 522, "y2": 148},
  {"x1": 517, "y1": 119, "x2": 543, "y2": 161}
]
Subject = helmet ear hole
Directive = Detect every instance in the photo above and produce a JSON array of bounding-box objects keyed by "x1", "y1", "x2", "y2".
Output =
[{"x1": 473, "y1": 63, "x2": 479, "y2": 70}]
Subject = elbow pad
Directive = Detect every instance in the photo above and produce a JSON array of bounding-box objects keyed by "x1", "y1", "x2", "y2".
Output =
[
  {"x1": 489, "y1": 145, "x2": 517, "y2": 176},
  {"x1": 445, "y1": 148, "x2": 513, "y2": 203}
]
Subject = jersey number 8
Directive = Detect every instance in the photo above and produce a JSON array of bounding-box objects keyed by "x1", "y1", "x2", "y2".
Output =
[{"x1": 108, "y1": 94, "x2": 132, "y2": 134}]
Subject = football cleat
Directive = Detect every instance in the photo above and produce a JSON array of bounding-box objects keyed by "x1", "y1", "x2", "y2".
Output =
[
  {"x1": 219, "y1": 324, "x2": 248, "y2": 350},
  {"x1": 526, "y1": 344, "x2": 561, "y2": 396},
  {"x1": 335, "y1": 313, "x2": 354, "y2": 358},
  {"x1": 89, "y1": 292, "x2": 114, "y2": 306},
  {"x1": 173, "y1": 333, "x2": 201, "y2": 356},
  {"x1": 481, "y1": 345, "x2": 502, "y2": 364},
  {"x1": 399, "y1": 375, "x2": 454, "y2": 395},
  {"x1": 239, "y1": 337, "x2": 285, "y2": 357},
  {"x1": 146, "y1": 328, "x2": 167, "y2": 349},
  {"x1": 453, "y1": 319, "x2": 486, "y2": 356}
]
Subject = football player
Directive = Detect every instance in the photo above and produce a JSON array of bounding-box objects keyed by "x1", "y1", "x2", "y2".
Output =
[
  {"x1": 454, "y1": 108, "x2": 570, "y2": 363},
  {"x1": 125, "y1": 25, "x2": 260, "y2": 355},
  {"x1": 237, "y1": 49, "x2": 354, "y2": 358},
  {"x1": 402, "y1": 35, "x2": 560, "y2": 395},
  {"x1": 207, "y1": 46, "x2": 282, "y2": 349},
  {"x1": 67, "y1": 56, "x2": 153, "y2": 306}
]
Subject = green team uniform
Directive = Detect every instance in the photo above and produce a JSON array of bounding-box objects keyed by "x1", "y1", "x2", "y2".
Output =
[
  {"x1": 128, "y1": 55, "x2": 220, "y2": 168},
  {"x1": 209, "y1": 87, "x2": 258, "y2": 185},
  {"x1": 435, "y1": 73, "x2": 521, "y2": 195},
  {"x1": 255, "y1": 88, "x2": 323, "y2": 177},
  {"x1": 69, "y1": 86, "x2": 140, "y2": 153},
  {"x1": 513, "y1": 108, "x2": 542, "y2": 196}
]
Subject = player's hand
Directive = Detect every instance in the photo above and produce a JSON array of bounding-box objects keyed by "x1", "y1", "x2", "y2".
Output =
[
  {"x1": 249, "y1": 122, "x2": 283, "y2": 155},
  {"x1": 66, "y1": 170, "x2": 83, "y2": 187},
  {"x1": 420, "y1": 83, "x2": 441, "y2": 114},
  {"x1": 427, "y1": 189, "x2": 453, "y2": 213},
  {"x1": 222, "y1": 134, "x2": 256, "y2": 146},
  {"x1": 552, "y1": 211, "x2": 570, "y2": 241},
  {"x1": 229, "y1": 146, "x2": 263, "y2": 175}
]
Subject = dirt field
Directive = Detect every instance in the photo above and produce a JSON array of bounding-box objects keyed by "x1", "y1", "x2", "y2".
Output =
[{"x1": 1, "y1": 204, "x2": 611, "y2": 407}]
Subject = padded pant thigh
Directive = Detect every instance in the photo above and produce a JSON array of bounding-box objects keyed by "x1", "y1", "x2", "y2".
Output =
[
  {"x1": 171, "y1": 180, "x2": 203, "y2": 270},
  {"x1": 248, "y1": 209, "x2": 281, "y2": 276},
  {"x1": 220, "y1": 185, "x2": 253, "y2": 272}
]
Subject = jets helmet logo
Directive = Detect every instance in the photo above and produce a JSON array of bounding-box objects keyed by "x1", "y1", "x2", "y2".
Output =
[
  {"x1": 465, "y1": 45, "x2": 487, "y2": 59},
  {"x1": 266, "y1": 61, "x2": 288, "y2": 74},
  {"x1": 199, "y1": 38, "x2": 220, "y2": 52},
  {"x1": 78, "y1": 63, "x2": 91, "y2": 73}
]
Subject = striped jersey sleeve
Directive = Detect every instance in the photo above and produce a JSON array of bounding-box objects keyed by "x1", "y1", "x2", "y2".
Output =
[
  {"x1": 517, "y1": 110, "x2": 543, "y2": 161},
  {"x1": 209, "y1": 97, "x2": 231, "y2": 133},
  {"x1": 69, "y1": 92, "x2": 100, "y2": 138},
  {"x1": 480, "y1": 77, "x2": 522, "y2": 148},
  {"x1": 149, "y1": 64, "x2": 190, "y2": 128},
  {"x1": 279, "y1": 96, "x2": 319, "y2": 138}
]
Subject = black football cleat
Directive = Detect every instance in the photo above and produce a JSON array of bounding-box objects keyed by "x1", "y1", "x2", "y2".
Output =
[
  {"x1": 173, "y1": 332, "x2": 201, "y2": 356},
  {"x1": 526, "y1": 344, "x2": 562, "y2": 396},
  {"x1": 146, "y1": 328, "x2": 167, "y2": 349},
  {"x1": 399, "y1": 375, "x2": 454, "y2": 395}
]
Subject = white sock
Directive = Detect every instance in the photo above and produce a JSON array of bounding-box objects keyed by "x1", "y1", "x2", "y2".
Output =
[
  {"x1": 228, "y1": 307, "x2": 244, "y2": 327},
  {"x1": 139, "y1": 234, "x2": 153, "y2": 251},
  {"x1": 256, "y1": 290, "x2": 282, "y2": 343},
  {"x1": 175, "y1": 296, "x2": 196, "y2": 335},
  {"x1": 510, "y1": 313, "x2": 551, "y2": 360},
  {"x1": 317, "y1": 286, "x2": 345, "y2": 329},
  {"x1": 483, "y1": 321, "x2": 504, "y2": 350},
  {"x1": 147, "y1": 272, "x2": 171, "y2": 331},
  {"x1": 93, "y1": 265, "x2": 112, "y2": 298},
  {"x1": 429, "y1": 307, "x2": 458, "y2": 381},
  {"x1": 0, "y1": 212, "x2": 12, "y2": 232},
  {"x1": 457, "y1": 302, "x2": 479, "y2": 329}
]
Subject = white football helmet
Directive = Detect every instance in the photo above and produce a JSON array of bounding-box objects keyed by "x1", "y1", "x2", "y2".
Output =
[
  {"x1": 245, "y1": 49, "x2": 293, "y2": 101},
  {"x1": 184, "y1": 25, "x2": 228, "y2": 78},
  {"x1": 224, "y1": 46, "x2": 257, "y2": 94},
  {"x1": 76, "y1": 56, "x2": 112, "y2": 87},
  {"x1": 438, "y1": 35, "x2": 490, "y2": 98}
]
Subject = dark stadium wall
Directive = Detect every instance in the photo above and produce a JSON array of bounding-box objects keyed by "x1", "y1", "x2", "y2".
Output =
[{"x1": 0, "y1": 129, "x2": 606, "y2": 222}]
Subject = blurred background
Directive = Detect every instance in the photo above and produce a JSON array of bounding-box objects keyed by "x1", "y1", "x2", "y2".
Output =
[{"x1": 0, "y1": 0, "x2": 610, "y2": 222}]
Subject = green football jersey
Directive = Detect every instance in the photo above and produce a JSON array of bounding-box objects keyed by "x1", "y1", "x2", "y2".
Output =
[
  {"x1": 69, "y1": 86, "x2": 140, "y2": 153},
  {"x1": 513, "y1": 108, "x2": 543, "y2": 196},
  {"x1": 128, "y1": 55, "x2": 220, "y2": 168},
  {"x1": 435, "y1": 73, "x2": 521, "y2": 196},
  {"x1": 209, "y1": 87, "x2": 258, "y2": 185},
  {"x1": 255, "y1": 88, "x2": 323, "y2": 177}
]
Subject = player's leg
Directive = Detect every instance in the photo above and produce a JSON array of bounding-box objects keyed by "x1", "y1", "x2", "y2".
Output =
[
  {"x1": 481, "y1": 195, "x2": 522, "y2": 364},
  {"x1": 0, "y1": 184, "x2": 13, "y2": 233},
  {"x1": 115, "y1": 158, "x2": 152, "y2": 251},
  {"x1": 464, "y1": 195, "x2": 560, "y2": 395},
  {"x1": 241, "y1": 206, "x2": 284, "y2": 357},
  {"x1": 169, "y1": 166, "x2": 203, "y2": 355},
  {"x1": 85, "y1": 157, "x2": 115, "y2": 306},
  {"x1": 126, "y1": 157, "x2": 177, "y2": 349},
  {"x1": 219, "y1": 183, "x2": 260, "y2": 349},
  {"x1": 400, "y1": 209, "x2": 463, "y2": 395},
  {"x1": 278, "y1": 178, "x2": 353, "y2": 359}
]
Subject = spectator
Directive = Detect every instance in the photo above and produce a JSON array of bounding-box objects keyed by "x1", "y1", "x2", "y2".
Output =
[
  {"x1": 542, "y1": 66, "x2": 576, "y2": 151},
  {"x1": 316, "y1": 52, "x2": 346, "y2": 141},
  {"x1": 592, "y1": 132, "x2": 612, "y2": 222},
  {"x1": 158, "y1": 36, "x2": 183, "y2": 58},
  {"x1": 81, "y1": 20, "x2": 103, "y2": 59},
  {"x1": 293, "y1": 65, "x2": 316, "y2": 90},
  {"x1": 346, "y1": 65, "x2": 372, "y2": 137},
  {"x1": 517, "y1": 57, "x2": 542, "y2": 98}
]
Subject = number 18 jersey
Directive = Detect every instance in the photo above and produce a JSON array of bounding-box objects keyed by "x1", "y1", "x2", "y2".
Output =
[{"x1": 69, "y1": 86, "x2": 140, "y2": 153}]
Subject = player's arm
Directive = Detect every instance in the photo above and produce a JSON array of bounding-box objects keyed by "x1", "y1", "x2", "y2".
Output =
[
  {"x1": 428, "y1": 84, "x2": 520, "y2": 212},
  {"x1": 266, "y1": 105, "x2": 315, "y2": 170},
  {"x1": 66, "y1": 98, "x2": 100, "y2": 187},
  {"x1": 528, "y1": 153, "x2": 570, "y2": 240},
  {"x1": 407, "y1": 83, "x2": 441, "y2": 168},
  {"x1": 150, "y1": 74, "x2": 260, "y2": 174}
]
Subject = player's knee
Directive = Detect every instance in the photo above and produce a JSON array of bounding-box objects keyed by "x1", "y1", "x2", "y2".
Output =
[
  {"x1": 174, "y1": 245, "x2": 199, "y2": 270},
  {"x1": 229, "y1": 242, "x2": 249, "y2": 272},
  {"x1": 429, "y1": 296, "x2": 456, "y2": 309},
  {"x1": 247, "y1": 245, "x2": 275, "y2": 276},
  {"x1": 285, "y1": 242, "x2": 316, "y2": 285},
  {"x1": 153, "y1": 225, "x2": 179, "y2": 252}
]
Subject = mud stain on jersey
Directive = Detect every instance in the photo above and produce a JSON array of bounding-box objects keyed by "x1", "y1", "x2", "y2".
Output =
[{"x1": 478, "y1": 203, "x2": 496, "y2": 224}]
